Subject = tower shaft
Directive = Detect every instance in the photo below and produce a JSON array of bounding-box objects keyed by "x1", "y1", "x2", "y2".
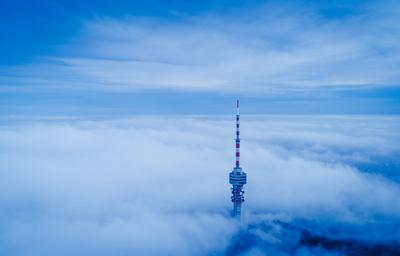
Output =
[{"x1": 229, "y1": 100, "x2": 247, "y2": 218}]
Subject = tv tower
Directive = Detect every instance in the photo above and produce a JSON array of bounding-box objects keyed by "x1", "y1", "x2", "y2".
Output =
[{"x1": 229, "y1": 99, "x2": 247, "y2": 217}]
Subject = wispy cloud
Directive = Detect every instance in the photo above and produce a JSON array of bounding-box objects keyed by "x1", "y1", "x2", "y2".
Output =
[{"x1": 2, "y1": 1, "x2": 400, "y2": 94}]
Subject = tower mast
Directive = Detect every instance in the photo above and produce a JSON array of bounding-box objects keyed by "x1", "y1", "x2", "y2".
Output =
[{"x1": 229, "y1": 100, "x2": 247, "y2": 217}]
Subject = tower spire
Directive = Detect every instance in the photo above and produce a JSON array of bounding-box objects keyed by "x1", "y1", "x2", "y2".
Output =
[
  {"x1": 236, "y1": 99, "x2": 240, "y2": 168},
  {"x1": 229, "y1": 99, "x2": 247, "y2": 218}
]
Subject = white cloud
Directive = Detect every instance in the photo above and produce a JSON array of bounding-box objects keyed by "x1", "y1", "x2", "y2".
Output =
[
  {"x1": 3, "y1": 1, "x2": 400, "y2": 93},
  {"x1": 0, "y1": 116, "x2": 399, "y2": 255}
]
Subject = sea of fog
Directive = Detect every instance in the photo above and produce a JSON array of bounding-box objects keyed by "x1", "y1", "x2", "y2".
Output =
[{"x1": 0, "y1": 115, "x2": 399, "y2": 255}]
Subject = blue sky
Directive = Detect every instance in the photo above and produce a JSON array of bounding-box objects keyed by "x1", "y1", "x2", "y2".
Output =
[{"x1": 1, "y1": 0, "x2": 399, "y2": 115}]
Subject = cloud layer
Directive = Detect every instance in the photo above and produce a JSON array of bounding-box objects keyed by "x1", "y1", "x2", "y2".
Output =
[{"x1": 0, "y1": 115, "x2": 399, "y2": 255}]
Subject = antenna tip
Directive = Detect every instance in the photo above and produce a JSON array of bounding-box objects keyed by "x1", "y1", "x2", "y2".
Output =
[{"x1": 237, "y1": 99, "x2": 239, "y2": 108}]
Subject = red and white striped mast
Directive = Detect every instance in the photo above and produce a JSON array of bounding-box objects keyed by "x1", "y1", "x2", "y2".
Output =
[{"x1": 235, "y1": 99, "x2": 241, "y2": 168}]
